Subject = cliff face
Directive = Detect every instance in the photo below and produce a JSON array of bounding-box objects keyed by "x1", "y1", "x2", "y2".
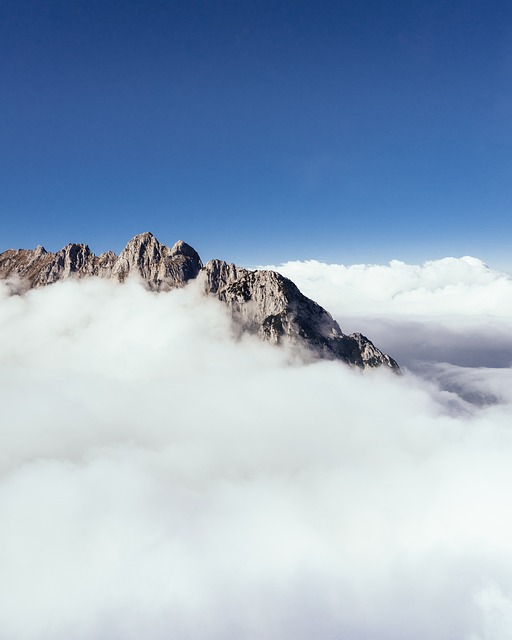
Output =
[
  {"x1": 200, "y1": 260, "x2": 399, "y2": 370},
  {"x1": 0, "y1": 233, "x2": 399, "y2": 371}
]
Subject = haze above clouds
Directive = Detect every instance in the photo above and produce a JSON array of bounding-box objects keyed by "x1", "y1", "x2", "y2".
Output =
[{"x1": 1, "y1": 258, "x2": 512, "y2": 640}]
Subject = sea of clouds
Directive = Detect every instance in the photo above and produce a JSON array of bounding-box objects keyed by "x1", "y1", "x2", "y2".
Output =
[
  {"x1": 1, "y1": 256, "x2": 512, "y2": 640},
  {"x1": 267, "y1": 255, "x2": 512, "y2": 391}
]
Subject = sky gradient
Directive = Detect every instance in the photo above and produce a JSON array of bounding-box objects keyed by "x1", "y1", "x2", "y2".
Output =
[{"x1": 2, "y1": 0, "x2": 512, "y2": 267}]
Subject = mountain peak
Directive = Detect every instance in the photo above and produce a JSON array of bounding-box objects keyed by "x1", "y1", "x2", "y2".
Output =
[
  {"x1": 0, "y1": 235, "x2": 398, "y2": 371},
  {"x1": 113, "y1": 233, "x2": 202, "y2": 289},
  {"x1": 170, "y1": 239, "x2": 199, "y2": 257},
  {"x1": 124, "y1": 231, "x2": 157, "y2": 245}
]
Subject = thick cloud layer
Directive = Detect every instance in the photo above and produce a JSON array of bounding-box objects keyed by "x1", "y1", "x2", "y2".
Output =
[
  {"x1": 266, "y1": 256, "x2": 512, "y2": 370},
  {"x1": 1, "y1": 273, "x2": 512, "y2": 640},
  {"x1": 266, "y1": 256, "x2": 512, "y2": 317}
]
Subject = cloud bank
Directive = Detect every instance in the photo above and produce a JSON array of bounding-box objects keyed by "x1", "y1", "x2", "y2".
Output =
[
  {"x1": 266, "y1": 256, "x2": 512, "y2": 370},
  {"x1": 265, "y1": 256, "x2": 512, "y2": 317},
  {"x1": 1, "y1": 273, "x2": 512, "y2": 640}
]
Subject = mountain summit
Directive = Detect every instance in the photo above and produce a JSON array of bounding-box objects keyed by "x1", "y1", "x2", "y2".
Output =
[
  {"x1": 0, "y1": 232, "x2": 203, "y2": 291},
  {"x1": 0, "y1": 233, "x2": 399, "y2": 371}
]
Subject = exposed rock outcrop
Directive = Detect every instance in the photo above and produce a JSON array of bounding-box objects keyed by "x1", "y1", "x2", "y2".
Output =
[
  {"x1": 0, "y1": 232, "x2": 202, "y2": 292},
  {"x1": 0, "y1": 233, "x2": 399, "y2": 371},
  {"x1": 110, "y1": 233, "x2": 203, "y2": 290},
  {"x1": 200, "y1": 260, "x2": 399, "y2": 370}
]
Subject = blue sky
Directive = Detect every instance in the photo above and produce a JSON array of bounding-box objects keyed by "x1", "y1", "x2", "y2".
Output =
[{"x1": 2, "y1": 0, "x2": 512, "y2": 267}]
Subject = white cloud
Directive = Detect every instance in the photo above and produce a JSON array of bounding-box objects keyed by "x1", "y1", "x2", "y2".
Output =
[
  {"x1": 263, "y1": 257, "x2": 512, "y2": 370},
  {"x1": 1, "y1": 274, "x2": 512, "y2": 639},
  {"x1": 471, "y1": 584, "x2": 512, "y2": 640},
  {"x1": 264, "y1": 256, "x2": 512, "y2": 317}
]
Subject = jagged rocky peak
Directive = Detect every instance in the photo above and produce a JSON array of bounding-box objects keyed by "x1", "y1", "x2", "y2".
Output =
[
  {"x1": 201, "y1": 258, "x2": 249, "y2": 294},
  {"x1": 53, "y1": 243, "x2": 95, "y2": 278},
  {"x1": 0, "y1": 233, "x2": 399, "y2": 371},
  {"x1": 0, "y1": 232, "x2": 203, "y2": 291},
  {"x1": 171, "y1": 239, "x2": 201, "y2": 258},
  {"x1": 112, "y1": 232, "x2": 202, "y2": 290}
]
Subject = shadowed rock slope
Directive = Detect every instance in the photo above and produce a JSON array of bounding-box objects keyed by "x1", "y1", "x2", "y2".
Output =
[{"x1": 0, "y1": 232, "x2": 399, "y2": 371}]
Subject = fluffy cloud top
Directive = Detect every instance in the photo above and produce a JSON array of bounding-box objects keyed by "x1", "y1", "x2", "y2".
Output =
[
  {"x1": 265, "y1": 256, "x2": 512, "y2": 316},
  {"x1": 1, "y1": 273, "x2": 512, "y2": 640},
  {"x1": 264, "y1": 257, "x2": 512, "y2": 369}
]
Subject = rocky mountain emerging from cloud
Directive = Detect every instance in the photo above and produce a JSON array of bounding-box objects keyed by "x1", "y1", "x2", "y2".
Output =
[{"x1": 0, "y1": 232, "x2": 399, "y2": 371}]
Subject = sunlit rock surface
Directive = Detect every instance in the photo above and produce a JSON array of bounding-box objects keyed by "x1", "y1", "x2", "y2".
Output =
[
  {"x1": 0, "y1": 233, "x2": 399, "y2": 371},
  {"x1": 0, "y1": 232, "x2": 202, "y2": 292},
  {"x1": 201, "y1": 260, "x2": 399, "y2": 370}
]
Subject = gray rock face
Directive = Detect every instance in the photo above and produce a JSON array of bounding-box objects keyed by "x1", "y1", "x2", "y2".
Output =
[
  {"x1": 0, "y1": 233, "x2": 399, "y2": 371},
  {"x1": 200, "y1": 260, "x2": 399, "y2": 370},
  {"x1": 111, "y1": 233, "x2": 203, "y2": 290},
  {"x1": 0, "y1": 232, "x2": 202, "y2": 292}
]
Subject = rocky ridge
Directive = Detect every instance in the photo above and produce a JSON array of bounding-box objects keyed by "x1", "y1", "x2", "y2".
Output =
[
  {"x1": 0, "y1": 232, "x2": 399, "y2": 371},
  {"x1": 0, "y1": 233, "x2": 202, "y2": 292}
]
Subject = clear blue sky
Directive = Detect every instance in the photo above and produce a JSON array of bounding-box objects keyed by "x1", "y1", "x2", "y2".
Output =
[{"x1": 2, "y1": 0, "x2": 512, "y2": 267}]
